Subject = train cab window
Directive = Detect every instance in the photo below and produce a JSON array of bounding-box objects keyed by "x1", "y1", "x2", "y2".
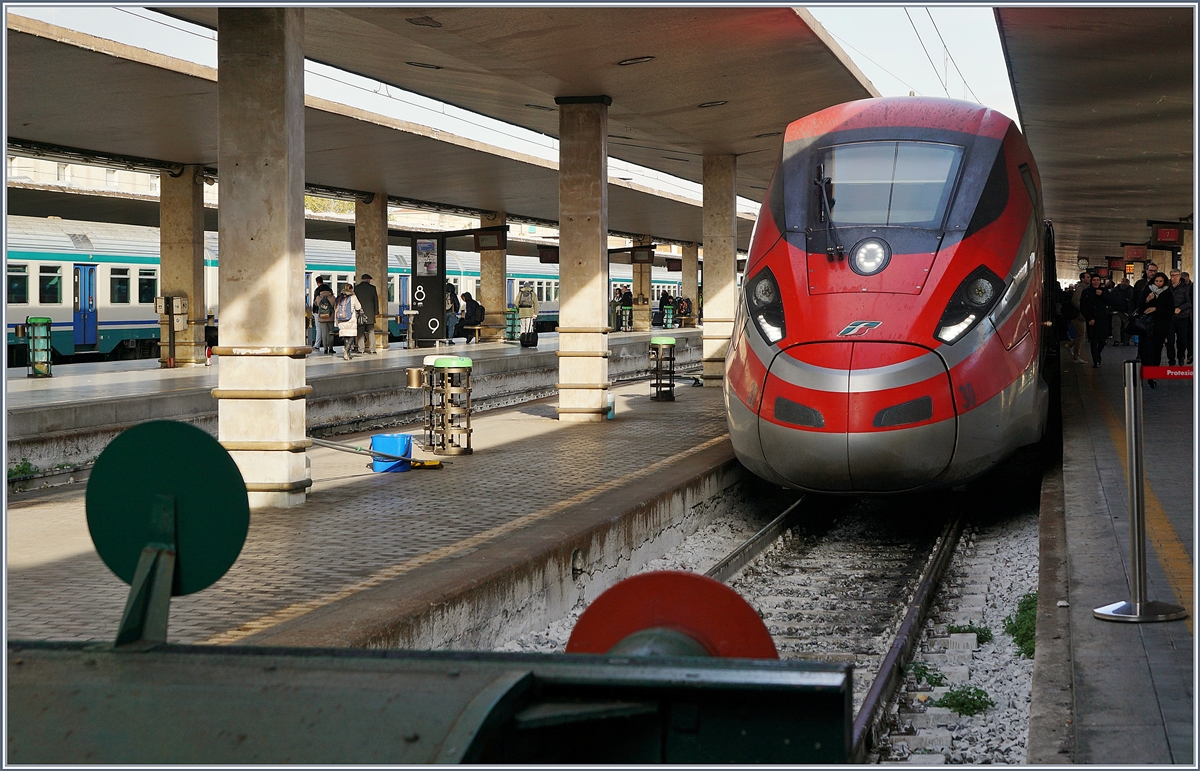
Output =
[
  {"x1": 388, "y1": 277, "x2": 396, "y2": 303},
  {"x1": 110, "y1": 268, "x2": 130, "y2": 304},
  {"x1": 137, "y1": 269, "x2": 157, "y2": 304},
  {"x1": 39, "y1": 265, "x2": 62, "y2": 304},
  {"x1": 822, "y1": 141, "x2": 963, "y2": 227},
  {"x1": 7, "y1": 264, "x2": 28, "y2": 304}
]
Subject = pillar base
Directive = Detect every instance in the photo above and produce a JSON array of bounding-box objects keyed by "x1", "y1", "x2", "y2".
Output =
[
  {"x1": 248, "y1": 490, "x2": 308, "y2": 509},
  {"x1": 633, "y1": 307, "x2": 651, "y2": 332},
  {"x1": 557, "y1": 411, "x2": 606, "y2": 423}
]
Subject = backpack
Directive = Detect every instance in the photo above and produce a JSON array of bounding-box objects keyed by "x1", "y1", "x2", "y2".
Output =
[
  {"x1": 335, "y1": 294, "x2": 354, "y2": 323},
  {"x1": 316, "y1": 295, "x2": 334, "y2": 322},
  {"x1": 517, "y1": 288, "x2": 534, "y2": 308},
  {"x1": 1061, "y1": 297, "x2": 1078, "y2": 321}
]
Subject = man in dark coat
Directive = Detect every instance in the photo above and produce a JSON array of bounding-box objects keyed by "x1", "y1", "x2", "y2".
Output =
[
  {"x1": 1109, "y1": 277, "x2": 1134, "y2": 345},
  {"x1": 1079, "y1": 274, "x2": 1111, "y2": 367},
  {"x1": 354, "y1": 273, "x2": 380, "y2": 354},
  {"x1": 1168, "y1": 269, "x2": 1192, "y2": 365}
]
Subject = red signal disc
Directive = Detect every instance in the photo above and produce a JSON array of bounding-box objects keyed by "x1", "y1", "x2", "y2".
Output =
[{"x1": 565, "y1": 570, "x2": 778, "y2": 659}]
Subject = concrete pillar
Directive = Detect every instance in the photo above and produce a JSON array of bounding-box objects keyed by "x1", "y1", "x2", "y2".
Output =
[
  {"x1": 158, "y1": 165, "x2": 207, "y2": 365},
  {"x1": 701, "y1": 154, "x2": 737, "y2": 386},
  {"x1": 681, "y1": 241, "x2": 699, "y2": 327},
  {"x1": 355, "y1": 194, "x2": 389, "y2": 350},
  {"x1": 632, "y1": 235, "x2": 653, "y2": 331},
  {"x1": 478, "y1": 210, "x2": 507, "y2": 341},
  {"x1": 213, "y1": 8, "x2": 310, "y2": 509},
  {"x1": 554, "y1": 96, "x2": 611, "y2": 422}
]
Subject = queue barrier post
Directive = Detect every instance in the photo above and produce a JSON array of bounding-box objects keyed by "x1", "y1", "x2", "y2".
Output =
[{"x1": 1094, "y1": 360, "x2": 1189, "y2": 623}]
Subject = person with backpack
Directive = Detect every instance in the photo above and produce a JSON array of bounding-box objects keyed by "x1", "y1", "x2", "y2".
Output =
[
  {"x1": 335, "y1": 284, "x2": 364, "y2": 360},
  {"x1": 516, "y1": 282, "x2": 539, "y2": 342},
  {"x1": 457, "y1": 292, "x2": 485, "y2": 342},
  {"x1": 1065, "y1": 272, "x2": 1088, "y2": 362},
  {"x1": 445, "y1": 282, "x2": 461, "y2": 341},
  {"x1": 312, "y1": 281, "x2": 336, "y2": 355}
]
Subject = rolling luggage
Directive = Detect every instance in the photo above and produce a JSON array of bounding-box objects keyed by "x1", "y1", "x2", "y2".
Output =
[{"x1": 519, "y1": 330, "x2": 539, "y2": 348}]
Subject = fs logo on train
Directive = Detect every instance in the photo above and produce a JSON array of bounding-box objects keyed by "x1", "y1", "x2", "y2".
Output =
[{"x1": 837, "y1": 320, "x2": 882, "y2": 337}]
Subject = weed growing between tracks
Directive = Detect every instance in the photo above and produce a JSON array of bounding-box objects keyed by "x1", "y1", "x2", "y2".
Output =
[
  {"x1": 1004, "y1": 592, "x2": 1037, "y2": 658},
  {"x1": 947, "y1": 622, "x2": 994, "y2": 644},
  {"x1": 907, "y1": 661, "x2": 948, "y2": 688},
  {"x1": 936, "y1": 685, "x2": 997, "y2": 717}
]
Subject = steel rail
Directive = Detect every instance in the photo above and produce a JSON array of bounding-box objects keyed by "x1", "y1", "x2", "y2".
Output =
[
  {"x1": 850, "y1": 514, "x2": 965, "y2": 762},
  {"x1": 705, "y1": 495, "x2": 806, "y2": 583}
]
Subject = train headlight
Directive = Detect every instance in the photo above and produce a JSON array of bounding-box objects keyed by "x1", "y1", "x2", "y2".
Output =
[
  {"x1": 850, "y1": 238, "x2": 891, "y2": 276},
  {"x1": 747, "y1": 267, "x2": 787, "y2": 344},
  {"x1": 935, "y1": 266, "x2": 1004, "y2": 344}
]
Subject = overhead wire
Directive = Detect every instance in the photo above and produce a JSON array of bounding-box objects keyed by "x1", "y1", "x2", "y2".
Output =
[
  {"x1": 925, "y1": 9, "x2": 982, "y2": 103},
  {"x1": 825, "y1": 29, "x2": 924, "y2": 95},
  {"x1": 904, "y1": 8, "x2": 950, "y2": 98}
]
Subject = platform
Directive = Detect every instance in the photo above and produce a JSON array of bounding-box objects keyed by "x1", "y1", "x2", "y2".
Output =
[
  {"x1": 7, "y1": 377, "x2": 740, "y2": 650},
  {"x1": 5, "y1": 329, "x2": 702, "y2": 472},
  {"x1": 1037, "y1": 349, "x2": 1194, "y2": 764}
]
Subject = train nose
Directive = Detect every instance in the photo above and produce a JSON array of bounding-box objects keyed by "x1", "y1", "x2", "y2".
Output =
[{"x1": 758, "y1": 342, "x2": 957, "y2": 492}]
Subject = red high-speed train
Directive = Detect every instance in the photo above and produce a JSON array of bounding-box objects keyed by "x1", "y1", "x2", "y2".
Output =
[{"x1": 725, "y1": 97, "x2": 1057, "y2": 493}]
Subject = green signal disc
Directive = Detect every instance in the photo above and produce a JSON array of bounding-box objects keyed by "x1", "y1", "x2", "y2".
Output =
[{"x1": 86, "y1": 421, "x2": 250, "y2": 596}]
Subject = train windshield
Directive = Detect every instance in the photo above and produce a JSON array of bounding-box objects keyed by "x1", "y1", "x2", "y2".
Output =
[{"x1": 822, "y1": 141, "x2": 963, "y2": 227}]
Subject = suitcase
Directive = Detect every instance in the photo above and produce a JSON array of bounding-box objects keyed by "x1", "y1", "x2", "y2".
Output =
[{"x1": 519, "y1": 330, "x2": 539, "y2": 348}]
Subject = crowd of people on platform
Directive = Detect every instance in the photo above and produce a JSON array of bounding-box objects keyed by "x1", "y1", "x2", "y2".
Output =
[
  {"x1": 1058, "y1": 262, "x2": 1191, "y2": 388},
  {"x1": 306, "y1": 276, "x2": 703, "y2": 355},
  {"x1": 608, "y1": 288, "x2": 696, "y2": 332},
  {"x1": 310, "y1": 273, "x2": 380, "y2": 360}
]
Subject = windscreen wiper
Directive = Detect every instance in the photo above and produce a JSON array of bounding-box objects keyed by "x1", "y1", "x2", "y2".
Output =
[{"x1": 815, "y1": 175, "x2": 845, "y2": 262}]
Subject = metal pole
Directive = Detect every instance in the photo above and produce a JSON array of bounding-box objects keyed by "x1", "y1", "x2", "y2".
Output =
[{"x1": 1094, "y1": 360, "x2": 1187, "y2": 622}]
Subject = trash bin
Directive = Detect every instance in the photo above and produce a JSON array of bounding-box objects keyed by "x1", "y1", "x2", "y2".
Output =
[
  {"x1": 649, "y1": 337, "x2": 676, "y2": 402},
  {"x1": 504, "y1": 308, "x2": 520, "y2": 342},
  {"x1": 663, "y1": 305, "x2": 675, "y2": 329},
  {"x1": 26, "y1": 316, "x2": 52, "y2": 378},
  {"x1": 422, "y1": 356, "x2": 474, "y2": 455}
]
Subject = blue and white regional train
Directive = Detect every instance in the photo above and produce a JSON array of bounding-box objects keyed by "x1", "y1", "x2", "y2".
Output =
[{"x1": 5, "y1": 215, "x2": 684, "y2": 362}]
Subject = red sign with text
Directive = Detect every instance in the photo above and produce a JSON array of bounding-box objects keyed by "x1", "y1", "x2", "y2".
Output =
[{"x1": 1142, "y1": 366, "x2": 1192, "y2": 380}]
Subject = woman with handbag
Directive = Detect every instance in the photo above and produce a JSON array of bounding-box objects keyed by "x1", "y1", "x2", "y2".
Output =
[
  {"x1": 1079, "y1": 274, "x2": 1112, "y2": 367},
  {"x1": 334, "y1": 284, "x2": 365, "y2": 361},
  {"x1": 1135, "y1": 273, "x2": 1174, "y2": 388}
]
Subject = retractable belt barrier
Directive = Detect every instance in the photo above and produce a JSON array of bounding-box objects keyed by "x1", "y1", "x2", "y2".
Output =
[{"x1": 1094, "y1": 360, "x2": 1190, "y2": 623}]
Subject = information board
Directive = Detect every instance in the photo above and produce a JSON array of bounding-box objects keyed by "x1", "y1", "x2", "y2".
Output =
[{"x1": 410, "y1": 238, "x2": 446, "y2": 347}]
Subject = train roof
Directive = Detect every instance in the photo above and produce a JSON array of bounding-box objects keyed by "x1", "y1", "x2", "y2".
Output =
[
  {"x1": 783, "y1": 96, "x2": 1014, "y2": 145},
  {"x1": 4, "y1": 216, "x2": 673, "y2": 281}
]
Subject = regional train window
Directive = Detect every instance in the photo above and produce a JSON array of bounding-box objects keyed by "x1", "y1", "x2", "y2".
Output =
[
  {"x1": 7, "y1": 264, "x2": 28, "y2": 304},
  {"x1": 110, "y1": 268, "x2": 130, "y2": 304},
  {"x1": 39, "y1": 265, "x2": 62, "y2": 304},
  {"x1": 553, "y1": 281, "x2": 560, "y2": 301},
  {"x1": 388, "y1": 277, "x2": 395, "y2": 303},
  {"x1": 137, "y1": 269, "x2": 157, "y2": 304},
  {"x1": 822, "y1": 141, "x2": 963, "y2": 227}
]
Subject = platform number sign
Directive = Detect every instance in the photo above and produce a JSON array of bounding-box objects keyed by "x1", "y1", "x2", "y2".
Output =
[{"x1": 410, "y1": 238, "x2": 446, "y2": 347}]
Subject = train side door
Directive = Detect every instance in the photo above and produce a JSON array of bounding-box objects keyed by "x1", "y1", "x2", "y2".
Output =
[{"x1": 73, "y1": 264, "x2": 98, "y2": 346}]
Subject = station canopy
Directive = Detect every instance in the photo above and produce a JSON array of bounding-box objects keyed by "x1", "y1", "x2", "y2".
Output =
[
  {"x1": 7, "y1": 9, "x2": 878, "y2": 253},
  {"x1": 995, "y1": 7, "x2": 1193, "y2": 266}
]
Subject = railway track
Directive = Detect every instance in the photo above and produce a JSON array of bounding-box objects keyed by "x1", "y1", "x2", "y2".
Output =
[{"x1": 707, "y1": 495, "x2": 965, "y2": 763}]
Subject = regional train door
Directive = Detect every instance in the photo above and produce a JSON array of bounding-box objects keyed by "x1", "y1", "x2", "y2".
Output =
[{"x1": 73, "y1": 264, "x2": 97, "y2": 347}]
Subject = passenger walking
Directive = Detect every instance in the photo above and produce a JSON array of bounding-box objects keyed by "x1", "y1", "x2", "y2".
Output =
[
  {"x1": 1066, "y1": 272, "x2": 1088, "y2": 362},
  {"x1": 1133, "y1": 262, "x2": 1159, "y2": 307},
  {"x1": 334, "y1": 284, "x2": 364, "y2": 360},
  {"x1": 1109, "y1": 277, "x2": 1134, "y2": 345},
  {"x1": 445, "y1": 282, "x2": 461, "y2": 341},
  {"x1": 1167, "y1": 269, "x2": 1192, "y2": 365},
  {"x1": 516, "y1": 282, "x2": 539, "y2": 335},
  {"x1": 1136, "y1": 273, "x2": 1173, "y2": 388},
  {"x1": 619, "y1": 287, "x2": 634, "y2": 332},
  {"x1": 457, "y1": 291, "x2": 484, "y2": 341},
  {"x1": 312, "y1": 281, "x2": 336, "y2": 354},
  {"x1": 354, "y1": 273, "x2": 380, "y2": 354},
  {"x1": 1079, "y1": 274, "x2": 1111, "y2": 367}
]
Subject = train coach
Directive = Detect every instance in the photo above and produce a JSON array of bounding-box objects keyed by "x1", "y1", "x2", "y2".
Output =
[
  {"x1": 5, "y1": 215, "x2": 684, "y2": 363},
  {"x1": 725, "y1": 97, "x2": 1057, "y2": 494}
]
